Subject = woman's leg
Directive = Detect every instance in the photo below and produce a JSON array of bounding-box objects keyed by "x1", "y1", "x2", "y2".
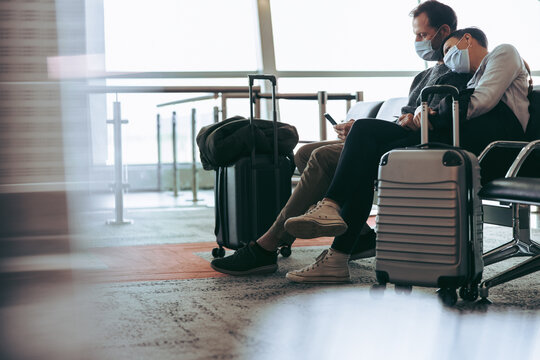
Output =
[
  {"x1": 327, "y1": 120, "x2": 420, "y2": 253},
  {"x1": 461, "y1": 101, "x2": 525, "y2": 156},
  {"x1": 285, "y1": 120, "x2": 416, "y2": 241},
  {"x1": 461, "y1": 101, "x2": 526, "y2": 183},
  {"x1": 284, "y1": 119, "x2": 419, "y2": 283}
]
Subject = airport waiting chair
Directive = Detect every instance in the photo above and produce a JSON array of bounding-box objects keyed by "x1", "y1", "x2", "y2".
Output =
[
  {"x1": 477, "y1": 139, "x2": 540, "y2": 302},
  {"x1": 345, "y1": 100, "x2": 385, "y2": 121},
  {"x1": 479, "y1": 85, "x2": 540, "y2": 267}
]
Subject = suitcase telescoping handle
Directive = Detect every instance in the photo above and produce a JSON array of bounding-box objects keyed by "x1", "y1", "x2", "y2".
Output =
[
  {"x1": 422, "y1": 85, "x2": 479, "y2": 285},
  {"x1": 420, "y1": 85, "x2": 460, "y2": 147},
  {"x1": 248, "y1": 74, "x2": 278, "y2": 164},
  {"x1": 247, "y1": 74, "x2": 280, "y2": 240}
]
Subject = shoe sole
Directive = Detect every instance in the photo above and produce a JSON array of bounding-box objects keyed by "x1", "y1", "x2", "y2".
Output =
[
  {"x1": 285, "y1": 272, "x2": 350, "y2": 284},
  {"x1": 210, "y1": 262, "x2": 278, "y2": 276},
  {"x1": 284, "y1": 218, "x2": 347, "y2": 239},
  {"x1": 349, "y1": 248, "x2": 376, "y2": 261}
]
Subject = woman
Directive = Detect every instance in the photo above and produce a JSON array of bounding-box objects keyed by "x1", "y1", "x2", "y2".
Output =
[{"x1": 283, "y1": 27, "x2": 531, "y2": 284}]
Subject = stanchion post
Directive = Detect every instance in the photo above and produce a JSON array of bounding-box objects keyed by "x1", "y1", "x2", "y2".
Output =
[
  {"x1": 156, "y1": 113, "x2": 162, "y2": 191},
  {"x1": 189, "y1": 108, "x2": 200, "y2": 202},
  {"x1": 172, "y1": 111, "x2": 179, "y2": 197},
  {"x1": 317, "y1": 91, "x2": 328, "y2": 141},
  {"x1": 106, "y1": 99, "x2": 132, "y2": 225},
  {"x1": 221, "y1": 94, "x2": 227, "y2": 120},
  {"x1": 213, "y1": 106, "x2": 219, "y2": 123}
]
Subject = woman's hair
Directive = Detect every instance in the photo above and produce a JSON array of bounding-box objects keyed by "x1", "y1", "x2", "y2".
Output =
[
  {"x1": 444, "y1": 27, "x2": 489, "y2": 48},
  {"x1": 410, "y1": 0, "x2": 458, "y2": 32}
]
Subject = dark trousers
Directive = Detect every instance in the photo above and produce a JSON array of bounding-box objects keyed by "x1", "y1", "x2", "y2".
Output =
[{"x1": 328, "y1": 103, "x2": 525, "y2": 254}]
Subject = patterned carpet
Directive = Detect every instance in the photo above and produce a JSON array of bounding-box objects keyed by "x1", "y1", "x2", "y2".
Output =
[{"x1": 72, "y1": 206, "x2": 540, "y2": 359}]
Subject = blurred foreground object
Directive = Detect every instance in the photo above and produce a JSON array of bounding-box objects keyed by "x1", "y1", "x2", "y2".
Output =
[{"x1": 0, "y1": 0, "x2": 99, "y2": 358}]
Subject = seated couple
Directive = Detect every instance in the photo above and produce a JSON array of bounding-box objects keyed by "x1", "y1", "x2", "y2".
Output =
[{"x1": 211, "y1": 27, "x2": 531, "y2": 284}]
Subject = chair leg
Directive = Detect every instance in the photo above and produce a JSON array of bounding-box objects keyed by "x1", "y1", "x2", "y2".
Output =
[
  {"x1": 479, "y1": 253, "x2": 540, "y2": 301},
  {"x1": 483, "y1": 204, "x2": 540, "y2": 266},
  {"x1": 483, "y1": 239, "x2": 540, "y2": 265}
]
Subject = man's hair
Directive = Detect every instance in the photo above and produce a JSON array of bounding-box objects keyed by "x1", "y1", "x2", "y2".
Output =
[
  {"x1": 445, "y1": 27, "x2": 489, "y2": 48},
  {"x1": 410, "y1": 0, "x2": 458, "y2": 32}
]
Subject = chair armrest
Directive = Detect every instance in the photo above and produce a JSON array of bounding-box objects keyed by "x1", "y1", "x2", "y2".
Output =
[
  {"x1": 477, "y1": 140, "x2": 530, "y2": 163},
  {"x1": 504, "y1": 139, "x2": 540, "y2": 178}
]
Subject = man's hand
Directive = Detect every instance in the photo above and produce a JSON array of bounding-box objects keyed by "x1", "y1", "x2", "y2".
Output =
[{"x1": 334, "y1": 119, "x2": 355, "y2": 140}]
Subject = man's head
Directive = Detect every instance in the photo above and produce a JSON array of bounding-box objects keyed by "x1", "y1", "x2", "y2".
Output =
[
  {"x1": 442, "y1": 27, "x2": 489, "y2": 73},
  {"x1": 411, "y1": 0, "x2": 458, "y2": 61}
]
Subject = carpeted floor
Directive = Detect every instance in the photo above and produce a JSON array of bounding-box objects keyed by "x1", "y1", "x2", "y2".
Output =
[{"x1": 75, "y1": 206, "x2": 540, "y2": 359}]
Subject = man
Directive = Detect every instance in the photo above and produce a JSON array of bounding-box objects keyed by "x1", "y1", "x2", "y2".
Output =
[{"x1": 211, "y1": 0, "x2": 465, "y2": 276}]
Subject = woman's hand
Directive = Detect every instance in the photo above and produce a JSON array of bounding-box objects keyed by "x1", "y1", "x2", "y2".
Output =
[
  {"x1": 412, "y1": 108, "x2": 436, "y2": 130},
  {"x1": 398, "y1": 110, "x2": 435, "y2": 130},
  {"x1": 397, "y1": 113, "x2": 415, "y2": 129}
]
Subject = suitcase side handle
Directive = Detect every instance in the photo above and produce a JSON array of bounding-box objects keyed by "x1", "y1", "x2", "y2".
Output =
[
  {"x1": 420, "y1": 85, "x2": 460, "y2": 147},
  {"x1": 420, "y1": 84, "x2": 459, "y2": 101}
]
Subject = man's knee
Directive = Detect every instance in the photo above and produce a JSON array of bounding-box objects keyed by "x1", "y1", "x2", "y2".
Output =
[
  {"x1": 294, "y1": 144, "x2": 313, "y2": 174},
  {"x1": 294, "y1": 141, "x2": 341, "y2": 174},
  {"x1": 306, "y1": 144, "x2": 342, "y2": 176}
]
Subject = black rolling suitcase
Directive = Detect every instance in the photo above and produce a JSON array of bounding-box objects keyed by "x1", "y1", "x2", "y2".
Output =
[
  {"x1": 212, "y1": 75, "x2": 295, "y2": 258},
  {"x1": 374, "y1": 85, "x2": 484, "y2": 306}
]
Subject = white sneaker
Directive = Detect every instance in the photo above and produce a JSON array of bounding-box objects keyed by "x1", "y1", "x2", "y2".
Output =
[
  {"x1": 284, "y1": 199, "x2": 347, "y2": 239},
  {"x1": 286, "y1": 248, "x2": 350, "y2": 283}
]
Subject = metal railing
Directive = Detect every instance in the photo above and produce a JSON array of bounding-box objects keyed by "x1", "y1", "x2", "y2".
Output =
[
  {"x1": 89, "y1": 85, "x2": 263, "y2": 224},
  {"x1": 88, "y1": 85, "x2": 362, "y2": 225},
  {"x1": 155, "y1": 90, "x2": 363, "y2": 201},
  {"x1": 219, "y1": 91, "x2": 364, "y2": 140}
]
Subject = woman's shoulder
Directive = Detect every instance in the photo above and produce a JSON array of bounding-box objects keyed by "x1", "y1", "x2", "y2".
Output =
[
  {"x1": 484, "y1": 44, "x2": 523, "y2": 70},
  {"x1": 490, "y1": 44, "x2": 521, "y2": 58}
]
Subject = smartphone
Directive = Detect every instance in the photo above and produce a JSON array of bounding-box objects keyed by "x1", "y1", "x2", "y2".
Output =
[{"x1": 324, "y1": 113, "x2": 337, "y2": 126}]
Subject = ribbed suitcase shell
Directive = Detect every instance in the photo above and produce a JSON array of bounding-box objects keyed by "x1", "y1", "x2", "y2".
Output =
[
  {"x1": 375, "y1": 148, "x2": 483, "y2": 288},
  {"x1": 215, "y1": 154, "x2": 292, "y2": 250}
]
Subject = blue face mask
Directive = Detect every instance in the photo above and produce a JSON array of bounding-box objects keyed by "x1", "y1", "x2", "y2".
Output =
[
  {"x1": 443, "y1": 36, "x2": 471, "y2": 73},
  {"x1": 414, "y1": 27, "x2": 443, "y2": 61}
]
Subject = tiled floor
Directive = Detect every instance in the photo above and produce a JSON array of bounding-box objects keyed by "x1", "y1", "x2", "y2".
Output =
[{"x1": 89, "y1": 189, "x2": 215, "y2": 211}]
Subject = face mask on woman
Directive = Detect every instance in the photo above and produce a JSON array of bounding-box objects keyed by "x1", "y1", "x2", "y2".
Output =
[
  {"x1": 443, "y1": 36, "x2": 471, "y2": 73},
  {"x1": 414, "y1": 27, "x2": 443, "y2": 61}
]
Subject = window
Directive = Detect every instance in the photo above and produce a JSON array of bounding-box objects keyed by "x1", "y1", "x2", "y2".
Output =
[
  {"x1": 103, "y1": 0, "x2": 259, "y2": 72},
  {"x1": 98, "y1": 0, "x2": 540, "y2": 166},
  {"x1": 270, "y1": 0, "x2": 423, "y2": 71},
  {"x1": 445, "y1": 0, "x2": 540, "y2": 67},
  {"x1": 104, "y1": 78, "x2": 249, "y2": 165},
  {"x1": 277, "y1": 77, "x2": 413, "y2": 140}
]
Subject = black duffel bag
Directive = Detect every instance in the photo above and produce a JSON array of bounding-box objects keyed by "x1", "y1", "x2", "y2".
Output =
[{"x1": 196, "y1": 115, "x2": 299, "y2": 170}]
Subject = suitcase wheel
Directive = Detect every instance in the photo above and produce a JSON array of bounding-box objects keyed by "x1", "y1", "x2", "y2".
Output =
[
  {"x1": 459, "y1": 283, "x2": 479, "y2": 302},
  {"x1": 437, "y1": 288, "x2": 458, "y2": 306},
  {"x1": 279, "y1": 245, "x2": 292, "y2": 258},
  {"x1": 375, "y1": 271, "x2": 389, "y2": 286},
  {"x1": 394, "y1": 285, "x2": 412, "y2": 294},
  {"x1": 369, "y1": 284, "x2": 386, "y2": 299},
  {"x1": 212, "y1": 247, "x2": 226, "y2": 258}
]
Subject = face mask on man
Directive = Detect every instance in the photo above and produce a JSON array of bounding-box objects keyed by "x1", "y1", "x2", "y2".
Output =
[
  {"x1": 443, "y1": 35, "x2": 471, "y2": 73},
  {"x1": 414, "y1": 27, "x2": 443, "y2": 61}
]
